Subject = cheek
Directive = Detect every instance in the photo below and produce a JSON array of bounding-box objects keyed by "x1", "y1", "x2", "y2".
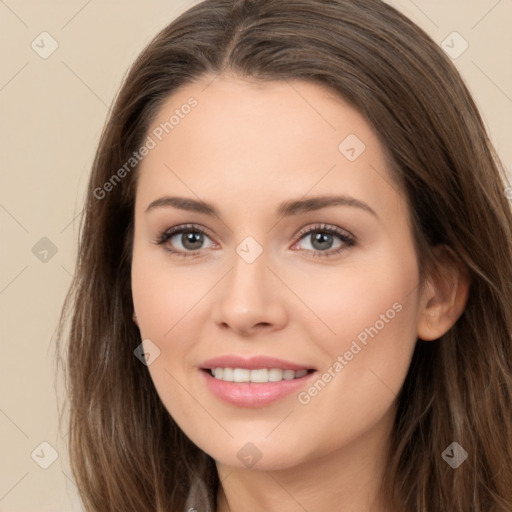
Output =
[
  {"x1": 131, "y1": 245, "x2": 211, "y2": 340},
  {"x1": 292, "y1": 252, "x2": 420, "y2": 433},
  {"x1": 131, "y1": 246, "x2": 214, "y2": 408},
  {"x1": 279, "y1": 246, "x2": 418, "y2": 358},
  {"x1": 131, "y1": 248, "x2": 207, "y2": 434}
]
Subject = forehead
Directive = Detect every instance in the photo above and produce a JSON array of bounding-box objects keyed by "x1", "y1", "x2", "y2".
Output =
[
  {"x1": 144, "y1": 75, "x2": 378, "y2": 157},
  {"x1": 135, "y1": 75, "x2": 404, "y2": 223}
]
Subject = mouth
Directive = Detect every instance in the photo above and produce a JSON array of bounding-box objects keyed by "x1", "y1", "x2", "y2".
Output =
[{"x1": 198, "y1": 356, "x2": 318, "y2": 407}]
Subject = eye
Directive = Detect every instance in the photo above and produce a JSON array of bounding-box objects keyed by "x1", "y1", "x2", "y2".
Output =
[
  {"x1": 154, "y1": 222, "x2": 356, "y2": 259},
  {"x1": 292, "y1": 223, "x2": 356, "y2": 258},
  {"x1": 154, "y1": 224, "x2": 215, "y2": 258}
]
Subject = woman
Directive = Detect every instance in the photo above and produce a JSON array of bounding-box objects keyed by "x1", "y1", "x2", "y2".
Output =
[{"x1": 56, "y1": 0, "x2": 512, "y2": 510}]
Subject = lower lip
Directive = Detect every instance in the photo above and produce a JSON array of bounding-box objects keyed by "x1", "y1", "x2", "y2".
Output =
[{"x1": 200, "y1": 369, "x2": 317, "y2": 407}]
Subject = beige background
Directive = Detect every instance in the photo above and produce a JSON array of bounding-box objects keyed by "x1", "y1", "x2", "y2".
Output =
[{"x1": 1, "y1": 0, "x2": 511, "y2": 510}]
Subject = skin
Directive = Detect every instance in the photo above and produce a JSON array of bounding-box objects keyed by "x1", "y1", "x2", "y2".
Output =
[{"x1": 131, "y1": 73, "x2": 470, "y2": 512}]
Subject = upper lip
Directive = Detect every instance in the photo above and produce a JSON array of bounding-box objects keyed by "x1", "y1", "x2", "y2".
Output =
[{"x1": 200, "y1": 355, "x2": 315, "y2": 371}]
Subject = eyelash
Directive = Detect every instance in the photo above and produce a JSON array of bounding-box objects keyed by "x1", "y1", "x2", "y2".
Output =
[{"x1": 154, "y1": 223, "x2": 356, "y2": 259}]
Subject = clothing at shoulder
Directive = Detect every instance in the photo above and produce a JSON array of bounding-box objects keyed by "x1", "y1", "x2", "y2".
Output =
[{"x1": 184, "y1": 476, "x2": 214, "y2": 512}]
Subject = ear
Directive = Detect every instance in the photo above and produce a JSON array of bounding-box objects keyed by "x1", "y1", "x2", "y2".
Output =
[
  {"x1": 133, "y1": 310, "x2": 139, "y2": 326},
  {"x1": 417, "y1": 245, "x2": 471, "y2": 341}
]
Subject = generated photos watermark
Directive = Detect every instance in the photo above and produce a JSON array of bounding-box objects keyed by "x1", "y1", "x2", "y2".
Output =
[
  {"x1": 94, "y1": 96, "x2": 198, "y2": 200},
  {"x1": 297, "y1": 301, "x2": 403, "y2": 405}
]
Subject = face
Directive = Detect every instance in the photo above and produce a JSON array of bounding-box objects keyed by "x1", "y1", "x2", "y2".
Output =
[{"x1": 131, "y1": 74, "x2": 423, "y2": 470}]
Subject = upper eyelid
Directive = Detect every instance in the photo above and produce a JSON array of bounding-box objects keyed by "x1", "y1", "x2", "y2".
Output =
[{"x1": 295, "y1": 223, "x2": 354, "y2": 240}]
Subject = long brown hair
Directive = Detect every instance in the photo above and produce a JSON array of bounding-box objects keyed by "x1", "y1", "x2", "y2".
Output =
[{"x1": 55, "y1": 0, "x2": 512, "y2": 510}]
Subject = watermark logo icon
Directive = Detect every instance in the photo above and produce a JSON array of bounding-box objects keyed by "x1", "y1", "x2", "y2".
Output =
[
  {"x1": 134, "y1": 338, "x2": 161, "y2": 366},
  {"x1": 237, "y1": 442, "x2": 263, "y2": 468},
  {"x1": 32, "y1": 237, "x2": 58, "y2": 263},
  {"x1": 31, "y1": 441, "x2": 59, "y2": 469},
  {"x1": 236, "y1": 236, "x2": 263, "y2": 264},
  {"x1": 338, "y1": 134, "x2": 366, "y2": 162},
  {"x1": 441, "y1": 32, "x2": 469, "y2": 60},
  {"x1": 442, "y1": 442, "x2": 468, "y2": 468},
  {"x1": 31, "y1": 31, "x2": 59, "y2": 59}
]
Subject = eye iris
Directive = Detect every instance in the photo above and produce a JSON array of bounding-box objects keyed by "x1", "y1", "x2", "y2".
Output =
[
  {"x1": 312, "y1": 231, "x2": 333, "y2": 250},
  {"x1": 182, "y1": 231, "x2": 203, "y2": 250}
]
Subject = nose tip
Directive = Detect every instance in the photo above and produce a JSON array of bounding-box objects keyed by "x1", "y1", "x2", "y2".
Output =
[
  {"x1": 212, "y1": 251, "x2": 287, "y2": 336},
  {"x1": 218, "y1": 317, "x2": 273, "y2": 335}
]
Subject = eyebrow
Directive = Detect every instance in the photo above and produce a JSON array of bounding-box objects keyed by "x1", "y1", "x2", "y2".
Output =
[{"x1": 145, "y1": 194, "x2": 378, "y2": 219}]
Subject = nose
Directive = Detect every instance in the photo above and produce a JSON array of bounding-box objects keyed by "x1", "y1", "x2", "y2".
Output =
[{"x1": 212, "y1": 247, "x2": 288, "y2": 337}]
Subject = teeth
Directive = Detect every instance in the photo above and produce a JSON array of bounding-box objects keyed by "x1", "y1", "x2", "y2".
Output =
[
  {"x1": 222, "y1": 368, "x2": 234, "y2": 381},
  {"x1": 269, "y1": 368, "x2": 283, "y2": 382},
  {"x1": 283, "y1": 370, "x2": 295, "y2": 380},
  {"x1": 250, "y1": 369, "x2": 268, "y2": 383},
  {"x1": 210, "y1": 368, "x2": 310, "y2": 383},
  {"x1": 233, "y1": 368, "x2": 250, "y2": 382}
]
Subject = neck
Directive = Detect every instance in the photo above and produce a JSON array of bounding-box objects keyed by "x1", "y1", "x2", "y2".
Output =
[{"x1": 215, "y1": 408, "x2": 395, "y2": 512}]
